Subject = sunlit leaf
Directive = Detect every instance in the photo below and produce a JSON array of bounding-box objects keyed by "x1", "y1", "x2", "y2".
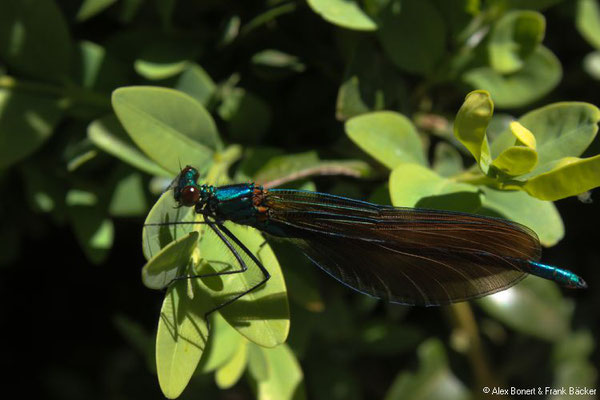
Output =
[
  {"x1": 175, "y1": 63, "x2": 216, "y2": 107},
  {"x1": 480, "y1": 187, "x2": 564, "y2": 247},
  {"x1": 247, "y1": 342, "x2": 270, "y2": 382},
  {"x1": 250, "y1": 343, "x2": 306, "y2": 400},
  {"x1": 491, "y1": 122, "x2": 538, "y2": 177},
  {"x1": 76, "y1": 0, "x2": 118, "y2": 21},
  {"x1": 346, "y1": 111, "x2": 426, "y2": 168},
  {"x1": 134, "y1": 39, "x2": 198, "y2": 80},
  {"x1": 142, "y1": 231, "x2": 199, "y2": 290},
  {"x1": 156, "y1": 282, "x2": 211, "y2": 399},
  {"x1": 515, "y1": 155, "x2": 600, "y2": 201},
  {"x1": 390, "y1": 164, "x2": 482, "y2": 212},
  {"x1": 307, "y1": 0, "x2": 377, "y2": 31},
  {"x1": 489, "y1": 11, "x2": 545, "y2": 74},
  {"x1": 112, "y1": 86, "x2": 221, "y2": 174},
  {"x1": 215, "y1": 340, "x2": 248, "y2": 389},
  {"x1": 88, "y1": 115, "x2": 172, "y2": 177},
  {"x1": 454, "y1": 90, "x2": 493, "y2": 174},
  {"x1": 463, "y1": 46, "x2": 562, "y2": 108},
  {"x1": 490, "y1": 102, "x2": 600, "y2": 172},
  {"x1": 198, "y1": 313, "x2": 243, "y2": 373},
  {"x1": 108, "y1": 169, "x2": 149, "y2": 216},
  {"x1": 477, "y1": 277, "x2": 571, "y2": 341},
  {"x1": 198, "y1": 223, "x2": 290, "y2": 348},
  {"x1": 576, "y1": 0, "x2": 600, "y2": 49}
]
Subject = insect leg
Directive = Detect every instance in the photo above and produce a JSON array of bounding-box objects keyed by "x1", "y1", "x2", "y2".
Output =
[{"x1": 199, "y1": 223, "x2": 271, "y2": 328}]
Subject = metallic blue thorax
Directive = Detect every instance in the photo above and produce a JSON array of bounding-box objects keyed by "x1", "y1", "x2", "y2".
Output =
[{"x1": 209, "y1": 184, "x2": 259, "y2": 225}]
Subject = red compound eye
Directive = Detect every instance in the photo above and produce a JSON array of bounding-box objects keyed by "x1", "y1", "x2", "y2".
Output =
[{"x1": 180, "y1": 185, "x2": 200, "y2": 207}]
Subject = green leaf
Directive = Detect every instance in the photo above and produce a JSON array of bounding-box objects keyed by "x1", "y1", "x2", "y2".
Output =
[
  {"x1": 142, "y1": 188, "x2": 196, "y2": 261},
  {"x1": 88, "y1": 115, "x2": 172, "y2": 177},
  {"x1": 134, "y1": 39, "x2": 198, "y2": 80},
  {"x1": 390, "y1": 164, "x2": 482, "y2": 212},
  {"x1": 576, "y1": 0, "x2": 600, "y2": 49},
  {"x1": 247, "y1": 342, "x2": 270, "y2": 381},
  {"x1": 477, "y1": 277, "x2": 571, "y2": 341},
  {"x1": 490, "y1": 122, "x2": 538, "y2": 177},
  {"x1": 76, "y1": 0, "x2": 118, "y2": 21},
  {"x1": 251, "y1": 49, "x2": 306, "y2": 80},
  {"x1": 463, "y1": 46, "x2": 562, "y2": 108},
  {"x1": 198, "y1": 223, "x2": 290, "y2": 348},
  {"x1": 432, "y1": 142, "x2": 464, "y2": 177},
  {"x1": 73, "y1": 41, "x2": 128, "y2": 93},
  {"x1": 20, "y1": 161, "x2": 66, "y2": 217},
  {"x1": 480, "y1": 187, "x2": 564, "y2": 246},
  {"x1": 377, "y1": 0, "x2": 445, "y2": 76},
  {"x1": 142, "y1": 231, "x2": 199, "y2": 290},
  {"x1": 175, "y1": 63, "x2": 216, "y2": 107},
  {"x1": 108, "y1": 169, "x2": 149, "y2": 216},
  {"x1": 489, "y1": 11, "x2": 546, "y2": 74},
  {"x1": 491, "y1": 102, "x2": 600, "y2": 172},
  {"x1": 453, "y1": 90, "x2": 493, "y2": 174},
  {"x1": 68, "y1": 200, "x2": 115, "y2": 265},
  {"x1": 215, "y1": 340, "x2": 248, "y2": 389},
  {"x1": 156, "y1": 282, "x2": 211, "y2": 399},
  {"x1": 250, "y1": 343, "x2": 306, "y2": 400},
  {"x1": 517, "y1": 155, "x2": 600, "y2": 201},
  {"x1": 241, "y1": 3, "x2": 297, "y2": 35},
  {"x1": 346, "y1": 111, "x2": 426, "y2": 168},
  {"x1": 336, "y1": 41, "x2": 407, "y2": 120},
  {"x1": 553, "y1": 330, "x2": 594, "y2": 363},
  {"x1": 143, "y1": 185, "x2": 290, "y2": 348},
  {"x1": 307, "y1": 0, "x2": 377, "y2": 31},
  {"x1": 0, "y1": 86, "x2": 62, "y2": 169},
  {"x1": 198, "y1": 313, "x2": 243, "y2": 373},
  {"x1": 384, "y1": 339, "x2": 470, "y2": 400},
  {"x1": 65, "y1": 141, "x2": 97, "y2": 172},
  {"x1": 112, "y1": 86, "x2": 221, "y2": 174},
  {"x1": 583, "y1": 50, "x2": 600, "y2": 80},
  {"x1": 218, "y1": 88, "x2": 272, "y2": 144},
  {"x1": 234, "y1": 147, "x2": 285, "y2": 181},
  {"x1": 219, "y1": 15, "x2": 240, "y2": 47},
  {"x1": 0, "y1": 0, "x2": 72, "y2": 81},
  {"x1": 253, "y1": 151, "x2": 372, "y2": 188}
]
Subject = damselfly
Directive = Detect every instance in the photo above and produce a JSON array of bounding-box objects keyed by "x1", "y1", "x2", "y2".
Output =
[{"x1": 144, "y1": 165, "x2": 586, "y2": 322}]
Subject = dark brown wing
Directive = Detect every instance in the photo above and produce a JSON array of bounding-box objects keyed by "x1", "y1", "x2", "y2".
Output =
[{"x1": 263, "y1": 189, "x2": 540, "y2": 305}]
